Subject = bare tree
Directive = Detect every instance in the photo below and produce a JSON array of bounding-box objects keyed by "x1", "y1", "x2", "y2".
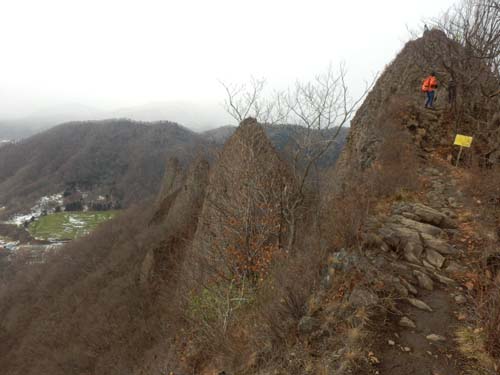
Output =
[
  {"x1": 430, "y1": 0, "x2": 500, "y2": 96},
  {"x1": 409, "y1": 1, "x2": 500, "y2": 144},
  {"x1": 220, "y1": 77, "x2": 287, "y2": 125},
  {"x1": 427, "y1": 0, "x2": 500, "y2": 165},
  {"x1": 221, "y1": 64, "x2": 374, "y2": 250}
]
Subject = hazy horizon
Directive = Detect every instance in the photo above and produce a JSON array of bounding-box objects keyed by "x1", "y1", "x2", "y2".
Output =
[{"x1": 1, "y1": 0, "x2": 457, "y2": 130}]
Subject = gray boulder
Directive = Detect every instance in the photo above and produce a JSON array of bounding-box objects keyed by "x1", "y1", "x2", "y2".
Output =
[
  {"x1": 390, "y1": 215, "x2": 442, "y2": 237},
  {"x1": 379, "y1": 223, "x2": 423, "y2": 253},
  {"x1": 407, "y1": 298, "x2": 433, "y2": 312},
  {"x1": 425, "y1": 249, "x2": 445, "y2": 268},
  {"x1": 399, "y1": 316, "x2": 417, "y2": 329},
  {"x1": 349, "y1": 287, "x2": 379, "y2": 308},
  {"x1": 414, "y1": 270, "x2": 434, "y2": 291},
  {"x1": 408, "y1": 203, "x2": 457, "y2": 229},
  {"x1": 421, "y1": 233, "x2": 457, "y2": 255}
]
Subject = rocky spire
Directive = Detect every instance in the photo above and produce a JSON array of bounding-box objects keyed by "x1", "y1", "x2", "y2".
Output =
[
  {"x1": 151, "y1": 157, "x2": 209, "y2": 226},
  {"x1": 334, "y1": 29, "x2": 500, "y2": 186},
  {"x1": 190, "y1": 118, "x2": 295, "y2": 281}
]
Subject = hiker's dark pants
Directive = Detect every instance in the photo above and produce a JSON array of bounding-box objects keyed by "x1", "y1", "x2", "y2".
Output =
[
  {"x1": 425, "y1": 91, "x2": 435, "y2": 108},
  {"x1": 448, "y1": 88, "x2": 456, "y2": 104}
]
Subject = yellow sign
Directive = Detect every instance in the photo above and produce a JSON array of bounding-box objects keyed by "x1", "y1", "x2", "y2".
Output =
[{"x1": 454, "y1": 134, "x2": 473, "y2": 148}]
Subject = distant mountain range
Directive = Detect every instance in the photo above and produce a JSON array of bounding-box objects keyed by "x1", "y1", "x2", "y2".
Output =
[
  {"x1": 0, "y1": 119, "x2": 348, "y2": 216},
  {"x1": 0, "y1": 119, "x2": 205, "y2": 215},
  {"x1": 0, "y1": 101, "x2": 233, "y2": 140}
]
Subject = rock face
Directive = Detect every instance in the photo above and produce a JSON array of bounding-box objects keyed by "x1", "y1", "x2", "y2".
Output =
[
  {"x1": 191, "y1": 118, "x2": 295, "y2": 280},
  {"x1": 143, "y1": 157, "x2": 210, "y2": 286},
  {"x1": 156, "y1": 157, "x2": 183, "y2": 204},
  {"x1": 370, "y1": 197, "x2": 461, "y2": 275},
  {"x1": 151, "y1": 157, "x2": 209, "y2": 226},
  {"x1": 334, "y1": 32, "x2": 439, "y2": 181},
  {"x1": 334, "y1": 29, "x2": 500, "y2": 187}
]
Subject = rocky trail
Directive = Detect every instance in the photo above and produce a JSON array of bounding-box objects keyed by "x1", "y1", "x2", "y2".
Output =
[{"x1": 361, "y1": 161, "x2": 487, "y2": 375}]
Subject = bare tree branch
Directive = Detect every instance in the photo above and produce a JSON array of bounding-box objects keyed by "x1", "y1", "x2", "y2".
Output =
[{"x1": 221, "y1": 64, "x2": 376, "y2": 251}]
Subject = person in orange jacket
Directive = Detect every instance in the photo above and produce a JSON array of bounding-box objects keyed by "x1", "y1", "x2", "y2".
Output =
[{"x1": 422, "y1": 72, "x2": 438, "y2": 109}]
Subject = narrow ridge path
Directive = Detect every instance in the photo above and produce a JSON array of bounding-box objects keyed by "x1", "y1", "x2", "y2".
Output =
[{"x1": 371, "y1": 163, "x2": 477, "y2": 375}]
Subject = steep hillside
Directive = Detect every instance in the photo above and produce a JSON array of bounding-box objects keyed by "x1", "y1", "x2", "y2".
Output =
[
  {"x1": 0, "y1": 154, "x2": 210, "y2": 375},
  {"x1": 0, "y1": 121, "x2": 347, "y2": 217},
  {"x1": 335, "y1": 29, "x2": 500, "y2": 184},
  {"x1": 1, "y1": 22, "x2": 498, "y2": 375},
  {"x1": 0, "y1": 119, "x2": 205, "y2": 214},
  {"x1": 323, "y1": 28, "x2": 500, "y2": 375},
  {"x1": 191, "y1": 118, "x2": 296, "y2": 283}
]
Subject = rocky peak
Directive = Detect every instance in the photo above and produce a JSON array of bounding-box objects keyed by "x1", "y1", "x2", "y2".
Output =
[
  {"x1": 191, "y1": 118, "x2": 295, "y2": 280},
  {"x1": 334, "y1": 29, "x2": 500, "y2": 185}
]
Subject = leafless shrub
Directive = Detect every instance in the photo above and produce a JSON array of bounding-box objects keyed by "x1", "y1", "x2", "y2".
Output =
[
  {"x1": 472, "y1": 249, "x2": 500, "y2": 364},
  {"x1": 0, "y1": 199, "x2": 200, "y2": 375},
  {"x1": 434, "y1": 0, "x2": 500, "y2": 78},
  {"x1": 326, "y1": 178, "x2": 372, "y2": 249},
  {"x1": 222, "y1": 66, "x2": 376, "y2": 252},
  {"x1": 480, "y1": 282, "x2": 500, "y2": 360},
  {"x1": 467, "y1": 162, "x2": 500, "y2": 228},
  {"x1": 260, "y1": 243, "x2": 325, "y2": 336}
]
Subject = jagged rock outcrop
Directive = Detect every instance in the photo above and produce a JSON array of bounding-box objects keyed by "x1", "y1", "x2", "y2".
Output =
[
  {"x1": 156, "y1": 157, "x2": 183, "y2": 204},
  {"x1": 151, "y1": 157, "x2": 209, "y2": 225},
  {"x1": 335, "y1": 29, "x2": 500, "y2": 185},
  {"x1": 141, "y1": 157, "x2": 209, "y2": 286},
  {"x1": 191, "y1": 118, "x2": 295, "y2": 280}
]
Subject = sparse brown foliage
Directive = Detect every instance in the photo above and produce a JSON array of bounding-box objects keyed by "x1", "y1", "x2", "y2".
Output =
[
  {"x1": 193, "y1": 121, "x2": 292, "y2": 284},
  {"x1": 323, "y1": 98, "x2": 421, "y2": 249},
  {"x1": 0, "y1": 196, "x2": 202, "y2": 375},
  {"x1": 222, "y1": 67, "x2": 375, "y2": 251}
]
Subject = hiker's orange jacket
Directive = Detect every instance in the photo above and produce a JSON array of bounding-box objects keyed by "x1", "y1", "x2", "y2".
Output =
[{"x1": 422, "y1": 76, "x2": 438, "y2": 92}]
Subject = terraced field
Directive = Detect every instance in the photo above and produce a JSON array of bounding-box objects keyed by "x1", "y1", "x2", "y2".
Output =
[{"x1": 28, "y1": 211, "x2": 118, "y2": 241}]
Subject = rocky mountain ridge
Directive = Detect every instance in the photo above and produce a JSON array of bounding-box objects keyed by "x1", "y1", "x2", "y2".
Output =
[
  {"x1": 0, "y1": 119, "x2": 347, "y2": 218},
  {"x1": 0, "y1": 25, "x2": 498, "y2": 375}
]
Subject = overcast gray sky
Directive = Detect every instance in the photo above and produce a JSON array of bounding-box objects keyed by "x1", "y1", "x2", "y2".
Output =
[{"x1": 0, "y1": 0, "x2": 457, "y2": 124}]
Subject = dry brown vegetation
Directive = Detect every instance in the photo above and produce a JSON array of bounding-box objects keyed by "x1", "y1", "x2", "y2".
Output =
[
  {"x1": 0, "y1": 122, "x2": 350, "y2": 374},
  {"x1": 324, "y1": 98, "x2": 421, "y2": 249},
  {"x1": 0, "y1": 119, "x2": 203, "y2": 216},
  {"x1": 0, "y1": 200, "x2": 200, "y2": 375},
  {"x1": 465, "y1": 163, "x2": 500, "y2": 364},
  {"x1": 420, "y1": 0, "x2": 500, "y2": 166},
  {"x1": 1, "y1": 3, "x2": 499, "y2": 373}
]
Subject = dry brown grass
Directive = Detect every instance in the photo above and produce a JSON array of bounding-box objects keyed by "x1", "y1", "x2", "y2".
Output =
[
  {"x1": 0, "y1": 199, "x2": 204, "y2": 375},
  {"x1": 474, "y1": 257, "x2": 500, "y2": 366},
  {"x1": 462, "y1": 162, "x2": 500, "y2": 369},
  {"x1": 324, "y1": 106, "x2": 421, "y2": 249},
  {"x1": 466, "y1": 164, "x2": 500, "y2": 228},
  {"x1": 455, "y1": 326, "x2": 498, "y2": 375}
]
